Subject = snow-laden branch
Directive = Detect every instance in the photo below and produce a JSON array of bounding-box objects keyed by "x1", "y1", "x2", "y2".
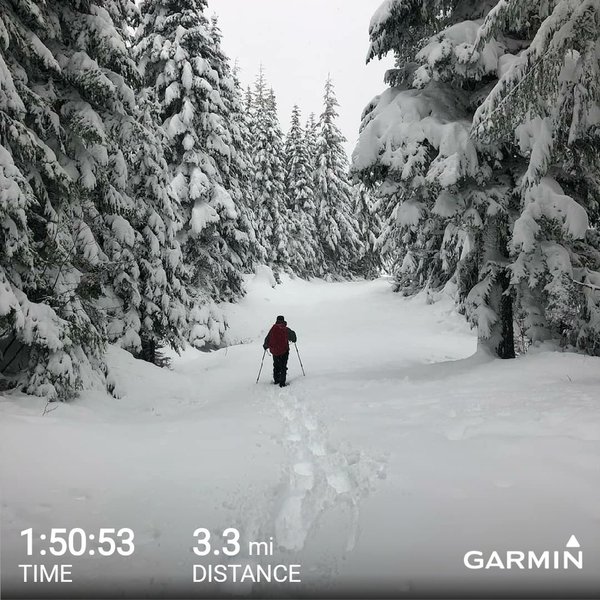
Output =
[{"x1": 572, "y1": 278, "x2": 600, "y2": 292}]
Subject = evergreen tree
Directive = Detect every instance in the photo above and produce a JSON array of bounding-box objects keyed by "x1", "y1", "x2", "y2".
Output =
[
  {"x1": 284, "y1": 105, "x2": 321, "y2": 277},
  {"x1": 0, "y1": 0, "x2": 153, "y2": 397},
  {"x1": 136, "y1": 0, "x2": 240, "y2": 303},
  {"x1": 354, "y1": 1, "x2": 519, "y2": 356},
  {"x1": 305, "y1": 112, "x2": 319, "y2": 177},
  {"x1": 127, "y1": 91, "x2": 189, "y2": 364},
  {"x1": 49, "y1": 0, "x2": 192, "y2": 369},
  {"x1": 240, "y1": 83, "x2": 268, "y2": 270},
  {"x1": 315, "y1": 77, "x2": 362, "y2": 278},
  {"x1": 248, "y1": 70, "x2": 291, "y2": 276},
  {"x1": 136, "y1": 0, "x2": 244, "y2": 348},
  {"x1": 50, "y1": 0, "x2": 146, "y2": 362},
  {"x1": 206, "y1": 16, "x2": 263, "y2": 284},
  {"x1": 229, "y1": 59, "x2": 266, "y2": 271},
  {"x1": 0, "y1": 2, "x2": 83, "y2": 398},
  {"x1": 356, "y1": 0, "x2": 600, "y2": 358},
  {"x1": 244, "y1": 86, "x2": 254, "y2": 114},
  {"x1": 473, "y1": 0, "x2": 600, "y2": 354},
  {"x1": 352, "y1": 183, "x2": 383, "y2": 279}
]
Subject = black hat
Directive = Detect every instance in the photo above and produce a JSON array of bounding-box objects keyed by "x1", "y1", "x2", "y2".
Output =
[{"x1": 276, "y1": 315, "x2": 285, "y2": 323}]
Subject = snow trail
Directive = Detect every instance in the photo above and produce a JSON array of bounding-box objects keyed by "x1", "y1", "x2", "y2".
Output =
[
  {"x1": 272, "y1": 385, "x2": 385, "y2": 554},
  {"x1": 1, "y1": 277, "x2": 599, "y2": 595}
]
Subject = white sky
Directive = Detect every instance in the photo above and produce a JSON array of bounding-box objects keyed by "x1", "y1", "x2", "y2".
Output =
[{"x1": 206, "y1": 0, "x2": 394, "y2": 157}]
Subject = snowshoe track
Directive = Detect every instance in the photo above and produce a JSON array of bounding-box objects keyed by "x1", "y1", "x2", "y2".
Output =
[{"x1": 272, "y1": 386, "x2": 386, "y2": 553}]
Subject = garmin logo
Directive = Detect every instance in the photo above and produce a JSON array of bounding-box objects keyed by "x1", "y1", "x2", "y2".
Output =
[{"x1": 464, "y1": 535, "x2": 583, "y2": 570}]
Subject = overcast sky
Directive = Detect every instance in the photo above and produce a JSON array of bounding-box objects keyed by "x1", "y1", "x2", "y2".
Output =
[{"x1": 206, "y1": 0, "x2": 394, "y2": 157}]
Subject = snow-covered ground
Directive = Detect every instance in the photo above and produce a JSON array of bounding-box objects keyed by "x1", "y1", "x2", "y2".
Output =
[{"x1": 1, "y1": 276, "x2": 599, "y2": 597}]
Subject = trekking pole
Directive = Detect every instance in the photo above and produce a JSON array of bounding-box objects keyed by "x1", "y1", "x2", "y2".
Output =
[
  {"x1": 294, "y1": 343, "x2": 306, "y2": 376},
  {"x1": 256, "y1": 349, "x2": 267, "y2": 383}
]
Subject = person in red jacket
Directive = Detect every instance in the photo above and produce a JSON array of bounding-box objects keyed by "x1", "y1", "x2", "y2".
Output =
[{"x1": 263, "y1": 315, "x2": 297, "y2": 387}]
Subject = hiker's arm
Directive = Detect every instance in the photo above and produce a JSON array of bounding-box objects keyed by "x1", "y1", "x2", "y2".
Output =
[{"x1": 287, "y1": 328, "x2": 297, "y2": 343}]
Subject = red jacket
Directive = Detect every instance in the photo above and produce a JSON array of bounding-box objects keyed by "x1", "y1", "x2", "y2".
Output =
[{"x1": 263, "y1": 322, "x2": 297, "y2": 356}]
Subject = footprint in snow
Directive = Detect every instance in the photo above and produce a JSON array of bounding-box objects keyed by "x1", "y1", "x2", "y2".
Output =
[
  {"x1": 308, "y1": 438, "x2": 327, "y2": 456},
  {"x1": 326, "y1": 471, "x2": 352, "y2": 494},
  {"x1": 303, "y1": 415, "x2": 318, "y2": 431},
  {"x1": 293, "y1": 461, "x2": 314, "y2": 477},
  {"x1": 293, "y1": 461, "x2": 315, "y2": 491},
  {"x1": 286, "y1": 423, "x2": 302, "y2": 442},
  {"x1": 270, "y1": 387, "x2": 387, "y2": 556},
  {"x1": 275, "y1": 494, "x2": 307, "y2": 551}
]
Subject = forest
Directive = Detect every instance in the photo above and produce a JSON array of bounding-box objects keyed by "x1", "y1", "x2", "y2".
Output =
[{"x1": 1, "y1": 0, "x2": 599, "y2": 400}]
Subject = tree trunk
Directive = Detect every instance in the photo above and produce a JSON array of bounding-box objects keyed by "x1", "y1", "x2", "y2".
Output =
[
  {"x1": 496, "y1": 269, "x2": 515, "y2": 359},
  {"x1": 139, "y1": 338, "x2": 157, "y2": 365},
  {"x1": 478, "y1": 218, "x2": 515, "y2": 359}
]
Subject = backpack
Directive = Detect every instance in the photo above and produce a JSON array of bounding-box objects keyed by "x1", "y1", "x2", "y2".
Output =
[{"x1": 268, "y1": 324, "x2": 289, "y2": 356}]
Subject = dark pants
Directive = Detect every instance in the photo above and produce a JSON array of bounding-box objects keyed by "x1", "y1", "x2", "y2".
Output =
[{"x1": 273, "y1": 352, "x2": 289, "y2": 385}]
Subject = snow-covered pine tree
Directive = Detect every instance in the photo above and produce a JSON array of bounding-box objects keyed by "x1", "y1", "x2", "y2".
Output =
[
  {"x1": 473, "y1": 0, "x2": 600, "y2": 354},
  {"x1": 305, "y1": 112, "x2": 319, "y2": 170},
  {"x1": 137, "y1": 0, "x2": 238, "y2": 303},
  {"x1": 244, "y1": 86, "x2": 254, "y2": 114},
  {"x1": 45, "y1": 0, "x2": 150, "y2": 365},
  {"x1": 229, "y1": 59, "x2": 266, "y2": 271},
  {"x1": 136, "y1": 0, "x2": 245, "y2": 348},
  {"x1": 207, "y1": 16, "x2": 264, "y2": 284},
  {"x1": 284, "y1": 105, "x2": 321, "y2": 277},
  {"x1": 0, "y1": 0, "x2": 159, "y2": 397},
  {"x1": 239, "y1": 83, "x2": 269, "y2": 271},
  {"x1": 366, "y1": 0, "x2": 462, "y2": 67},
  {"x1": 315, "y1": 77, "x2": 362, "y2": 278},
  {"x1": 304, "y1": 113, "x2": 324, "y2": 275},
  {"x1": 352, "y1": 183, "x2": 383, "y2": 279},
  {"x1": 248, "y1": 70, "x2": 291, "y2": 277},
  {"x1": 127, "y1": 89, "x2": 189, "y2": 365},
  {"x1": 0, "y1": 3, "x2": 90, "y2": 399},
  {"x1": 353, "y1": 1, "x2": 520, "y2": 357}
]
